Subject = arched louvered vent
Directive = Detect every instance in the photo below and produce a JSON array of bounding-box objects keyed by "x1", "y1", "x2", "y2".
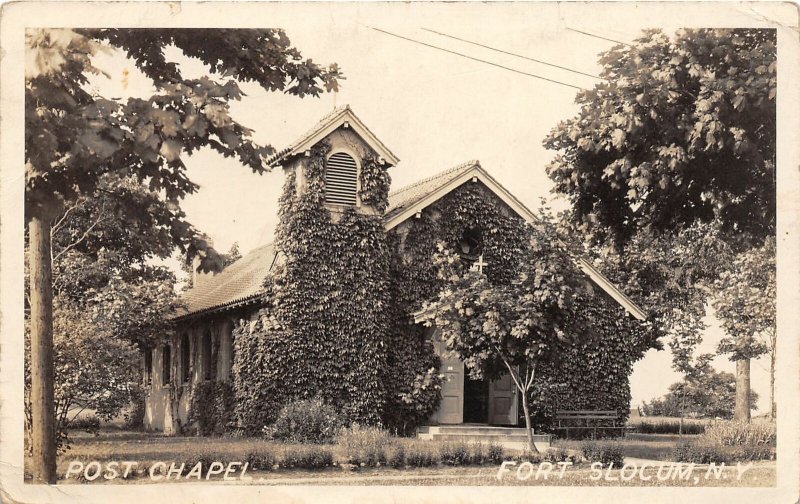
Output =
[{"x1": 325, "y1": 152, "x2": 358, "y2": 206}]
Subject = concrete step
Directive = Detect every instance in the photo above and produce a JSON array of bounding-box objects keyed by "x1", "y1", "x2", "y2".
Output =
[
  {"x1": 425, "y1": 425, "x2": 530, "y2": 435},
  {"x1": 427, "y1": 434, "x2": 549, "y2": 444}
]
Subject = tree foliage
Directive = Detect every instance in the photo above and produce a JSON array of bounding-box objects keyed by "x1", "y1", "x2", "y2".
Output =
[
  {"x1": 26, "y1": 27, "x2": 341, "y2": 259},
  {"x1": 544, "y1": 28, "x2": 776, "y2": 248},
  {"x1": 643, "y1": 367, "x2": 758, "y2": 419},
  {"x1": 429, "y1": 211, "x2": 650, "y2": 449}
]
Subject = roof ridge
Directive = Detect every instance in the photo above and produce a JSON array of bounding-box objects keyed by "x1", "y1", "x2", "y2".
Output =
[
  {"x1": 264, "y1": 105, "x2": 350, "y2": 166},
  {"x1": 388, "y1": 159, "x2": 480, "y2": 197}
]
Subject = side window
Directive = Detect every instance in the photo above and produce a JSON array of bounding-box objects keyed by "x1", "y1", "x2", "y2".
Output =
[
  {"x1": 144, "y1": 349, "x2": 153, "y2": 386},
  {"x1": 181, "y1": 333, "x2": 191, "y2": 383},
  {"x1": 162, "y1": 345, "x2": 171, "y2": 385},
  {"x1": 324, "y1": 152, "x2": 358, "y2": 206}
]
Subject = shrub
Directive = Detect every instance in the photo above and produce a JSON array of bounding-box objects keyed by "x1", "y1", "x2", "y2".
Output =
[
  {"x1": 673, "y1": 421, "x2": 777, "y2": 463},
  {"x1": 336, "y1": 424, "x2": 393, "y2": 466},
  {"x1": 514, "y1": 450, "x2": 543, "y2": 464},
  {"x1": 544, "y1": 447, "x2": 571, "y2": 464},
  {"x1": 702, "y1": 420, "x2": 776, "y2": 447},
  {"x1": 468, "y1": 442, "x2": 486, "y2": 465},
  {"x1": 280, "y1": 445, "x2": 334, "y2": 469},
  {"x1": 246, "y1": 448, "x2": 278, "y2": 471},
  {"x1": 629, "y1": 420, "x2": 706, "y2": 435},
  {"x1": 188, "y1": 382, "x2": 235, "y2": 436},
  {"x1": 581, "y1": 440, "x2": 624, "y2": 467},
  {"x1": 673, "y1": 440, "x2": 730, "y2": 464},
  {"x1": 269, "y1": 398, "x2": 345, "y2": 444},
  {"x1": 386, "y1": 444, "x2": 406, "y2": 469},
  {"x1": 406, "y1": 442, "x2": 437, "y2": 467},
  {"x1": 438, "y1": 441, "x2": 470, "y2": 466},
  {"x1": 487, "y1": 442, "x2": 504, "y2": 465},
  {"x1": 180, "y1": 451, "x2": 233, "y2": 476},
  {"x1": 68, "y1": 415, "x2": 101, "y2": 433}
]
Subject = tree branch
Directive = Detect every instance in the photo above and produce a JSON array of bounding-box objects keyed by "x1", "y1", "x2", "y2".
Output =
[{"x1": 52, "y1": 199, "x2": 109, "y2": 263}]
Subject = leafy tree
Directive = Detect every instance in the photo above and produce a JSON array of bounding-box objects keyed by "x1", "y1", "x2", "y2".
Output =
[
  {"x1": 643, "y1": 367, "x2": 758, "y2": 419},
  {"x1": 544, "y1": 28, "x2": 776, "y2": 423},
  {"x1": 24, "y1": 298, "x2": 142, "y2": 454},
  {"x1": 181, "y1": 241, "x2": 242, "y2": 290},
  {"x1": 429, "y1": 218, "x2": 592, "y2": 452},
  {"x1": 545, "y1": 28, "x2": 775, "y2": 248},
  {"x1": 24, "y1": 177, "x2": 183, "y2": 452},
  {"x1": 25, "y1": 28, "x2": 340, "y2": 483},
  {"x1": 713, "y1": 237, "x2": 776, "y2": 420}
]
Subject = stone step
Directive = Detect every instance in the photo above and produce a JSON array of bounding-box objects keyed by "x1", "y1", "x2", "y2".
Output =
[
  {"x1": 425, "y1": 426, "x2": 530, "y2": 435},
  {"x1": 427, "y1": 433, "x2": 549, "y2": 444}
]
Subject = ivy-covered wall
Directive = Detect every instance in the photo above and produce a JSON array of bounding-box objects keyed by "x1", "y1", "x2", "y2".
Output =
[
  {"x1": 387, "y1": 182, "x2": 649, "y2": 432},
  {"x1": 232, "y1": 143, "x2": 392, "y2": 432},
  {"x1": 526, "y1": 293, "x2": 649, "y2": 431},
  {"x1": 228, "y1": 137, "x2": 648, "y2": 434}
]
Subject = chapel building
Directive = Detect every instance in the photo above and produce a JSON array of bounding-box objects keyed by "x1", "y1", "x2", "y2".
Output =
[{"x1": 142, "y1": 107, "x2": 646, "y2": 436}]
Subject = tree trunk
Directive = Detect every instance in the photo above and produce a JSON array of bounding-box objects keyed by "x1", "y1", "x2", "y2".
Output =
[
  {"x1": 520, "y1": 390, "x2": 538, "y2": 453},
  {"x1": 769, "y1": 349, "x2": 776, "y2": 420},
  {"x1": 734, "y1": 358, "x2": 751, "y2": 422},
  {"x1": 29, "y1": 215, "x2": 57, "y2": 484}
]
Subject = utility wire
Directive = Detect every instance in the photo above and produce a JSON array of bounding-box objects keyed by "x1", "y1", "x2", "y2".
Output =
[
  {"x1": 566, "y1": 27, "x2": 629, "y2": 46},
  {"x1": 368, "y1": 25, "x2": 584, "y2": 90},
  {"x1": 422, "y1": 27, "x2": 603, "y2": 81}
]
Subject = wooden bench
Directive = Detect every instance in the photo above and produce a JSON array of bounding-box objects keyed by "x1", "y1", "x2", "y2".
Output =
[{"x1": 555, "y1": 410, "x2": 626, "y2": 439}]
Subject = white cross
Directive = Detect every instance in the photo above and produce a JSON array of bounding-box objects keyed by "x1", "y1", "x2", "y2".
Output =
[{"x1": 471, "y1": 254, "x2": 488, "y2": 274}]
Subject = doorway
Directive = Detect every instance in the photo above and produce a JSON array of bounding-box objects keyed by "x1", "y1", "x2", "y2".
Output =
[{"x1": 463, "y1": 375, "x2": 489, "y2": 423}]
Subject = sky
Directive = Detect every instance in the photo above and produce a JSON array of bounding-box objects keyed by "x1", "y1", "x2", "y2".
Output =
[{"x1": 85, "y1": 3, "x2": 772, "y2": 413}]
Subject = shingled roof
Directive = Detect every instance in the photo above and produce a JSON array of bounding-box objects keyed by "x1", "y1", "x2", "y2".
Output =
[
  {"x1": 264, "y1": 105, "x2": 399, "y2": 167},
  {"x1": 177, "y1": 243, "x2": 280, "y2": 318},
  {"x1": 385, "y1": 160, "x2": 479, "y2": 222}
]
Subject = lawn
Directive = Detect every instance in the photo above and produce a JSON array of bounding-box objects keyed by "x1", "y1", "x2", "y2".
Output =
[{"x1": 25, "y1": 429, "x2": 774, "y2": 487}]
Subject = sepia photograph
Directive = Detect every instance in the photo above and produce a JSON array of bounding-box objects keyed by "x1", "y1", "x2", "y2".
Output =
[{"x1": 1, "y1": 2, "x2": 798, "y2": 503}]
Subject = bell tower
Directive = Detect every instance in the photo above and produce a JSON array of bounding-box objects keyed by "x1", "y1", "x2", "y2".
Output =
[{"x1": 265, "y1": 106, "x2": 399, "y2": 218}]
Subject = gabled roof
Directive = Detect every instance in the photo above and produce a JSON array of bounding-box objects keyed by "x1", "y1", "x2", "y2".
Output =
[
  {"x1": 264, "y1": 105, "x2": 400, "y2": 167},
  {"x1": 177, "y1": 161, "x2": 646, "y2": 321},
  {"x1": 386, "y1": 160, "x2": 479, "y2": 223},
  {"x1": 385, "y1": 162, "x2": 647, "y2": 321}
]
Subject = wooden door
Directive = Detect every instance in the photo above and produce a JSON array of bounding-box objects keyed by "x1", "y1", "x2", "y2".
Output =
[
  {"x1": 431, "y1": 330, "x2": 464, "y2": 424},
  {"x1": 488, "y1": 371, "x2": 518, "y2": 425}
]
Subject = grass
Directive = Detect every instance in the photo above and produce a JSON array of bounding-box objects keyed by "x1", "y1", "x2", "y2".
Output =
[
  {"x1": 32, "y1": 428, "x2": 775, "y2": 487},
  {"x1": 554, "y1": 434, "x2": 690, "y2": 462}
]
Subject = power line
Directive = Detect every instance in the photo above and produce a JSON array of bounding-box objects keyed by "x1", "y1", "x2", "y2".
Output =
[
  {"x1": 367, "y1": 25, "x2": 584, "y2": 91},
  {"x1": 566, "y1": 27, "x2": 629, "y2": 46},
  {"x1": 422, "y1": 27, "x2": 603, "y2": 81}
]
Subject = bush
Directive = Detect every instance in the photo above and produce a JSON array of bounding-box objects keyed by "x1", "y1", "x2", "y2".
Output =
[
  {"x1": 68, "y1": 415, "x2": 101, "y2": 433},
  {"x1": 188, "y1": 382, "x2": 235, "y2": 436},
  {"x1": 673, "y1": 421, "x2": 777, "y2": 463},
  {"x1": 629, "y1": 420, "x2": 706, "y2": 435},
  {"x1": 406, "y1": 442, "x2": 437, "y2": 467},
  {"x1": 438, "y1": 441, "x2": 470, "y2": 466},
  {"x1": 514, "y1": 450, "x2": 543, "y2": 464},
  {"x1": 246, "y1": 448, "x2": 278, "y2": 471},
  {"x1": 336, "y1": 424, "x2": 393, "y2": 466},
  {"x1": 673, "y1": 440, "x2": 730, "y2": 464},
  {"x1": 280, "y1": 445, "x2": 334, "y2": 469},
  {"x1": 581, "y1": 440, "x2": 624, "y2": 467},
  {"x1": 702, "y1": 420, "x2": 776, "y2": 446},
  {"x1": 386, "y1": 444, "x2": 406, "y2": 469},
  {"x1": 544, "y1": 447, "x2": 572, "y2": 464},
  {"x1": 268, "y1": 398, "x2": 345, "y2": 444},
  {"x1": 487, "y1": 442, "x2": 504, "y2": 465}
]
